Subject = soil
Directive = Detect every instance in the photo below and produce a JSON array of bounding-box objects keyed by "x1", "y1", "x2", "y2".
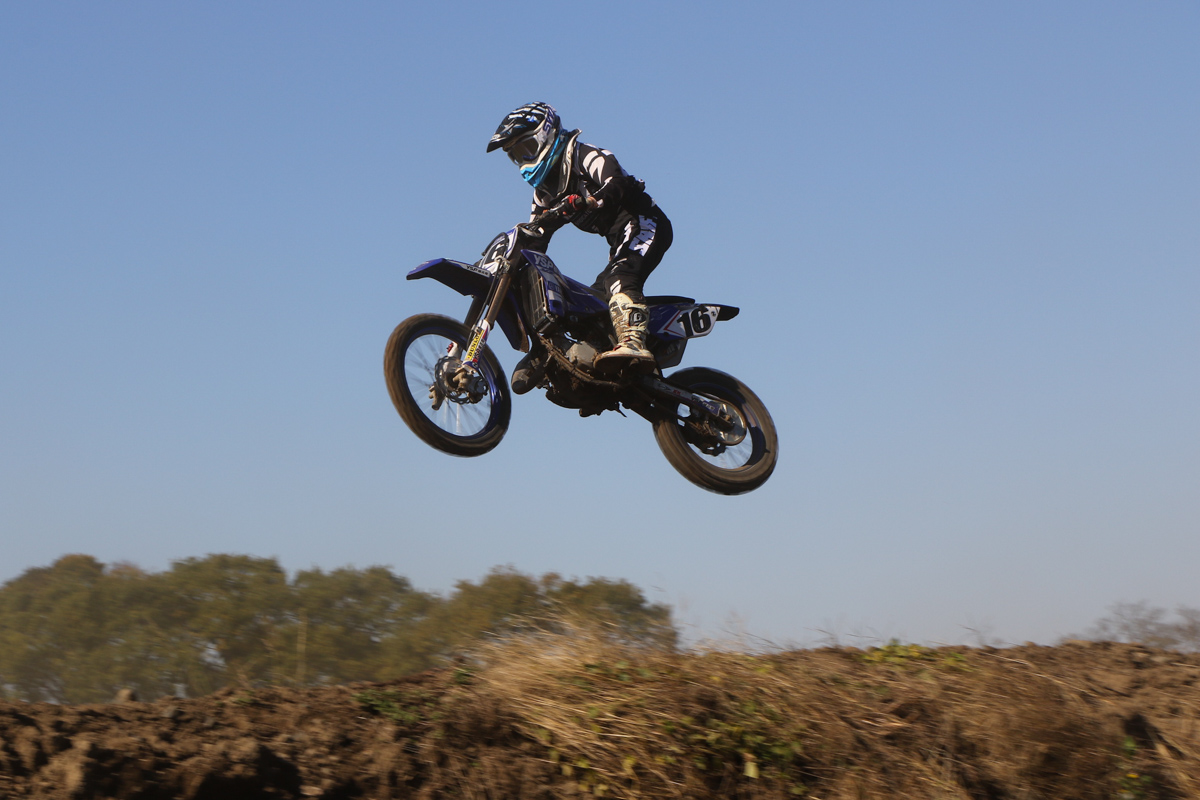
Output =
[{"x1": 1, "y1": 641, "x2": 1198, "y2": 799}]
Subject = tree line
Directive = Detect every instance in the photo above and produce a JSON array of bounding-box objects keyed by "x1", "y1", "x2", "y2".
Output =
[
  {"x1": 0, "y1": 554, "x2": 676, "y2": 704},
  {"x1": 1075, "y1": 600, "x2": 1200, "y2": 652}
]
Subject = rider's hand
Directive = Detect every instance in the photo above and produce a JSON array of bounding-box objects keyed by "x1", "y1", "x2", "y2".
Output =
[{"x1": 560, "y1": 194, "x2": 598, "y2": 219}]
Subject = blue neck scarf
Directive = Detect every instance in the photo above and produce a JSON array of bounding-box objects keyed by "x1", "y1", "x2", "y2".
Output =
[{"x1": 521, "y1": 131, "x2": 568, "y2": 189}]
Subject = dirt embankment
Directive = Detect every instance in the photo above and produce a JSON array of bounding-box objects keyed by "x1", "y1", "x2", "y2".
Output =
[{"x1": 1, "y1": 640, "x2": 1199, "y2": 799}]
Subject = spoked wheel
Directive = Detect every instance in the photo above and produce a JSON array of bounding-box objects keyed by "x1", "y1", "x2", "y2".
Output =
[
  {"x1": 384, "y1": 313, "x2": 510, "y2": 457},
  {"x1": 652, "y1": 367, "x2": 777, "y2": 494}
]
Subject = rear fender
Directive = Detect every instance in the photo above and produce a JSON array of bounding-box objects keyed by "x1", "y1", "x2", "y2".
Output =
[{"x1": 407, "y1": 259, "x2": 526, "y2": 351}]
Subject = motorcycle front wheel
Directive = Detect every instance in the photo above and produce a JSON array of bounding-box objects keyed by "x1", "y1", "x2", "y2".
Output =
[
  {"x1": 652, "y1": 367, "x2": 778, "y2": 495},
  {"x1": 384, "y1": 313, "x2": 510, "y2": 457}
]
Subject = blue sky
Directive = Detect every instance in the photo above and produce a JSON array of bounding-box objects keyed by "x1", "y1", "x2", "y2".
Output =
[{"x1": 2, "y1": 2, "x2": 1197, "y2": 646}]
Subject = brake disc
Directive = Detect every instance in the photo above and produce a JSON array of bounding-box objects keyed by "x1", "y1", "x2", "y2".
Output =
[{"x1": 433, "y1": 357, "x2": 487, "y2": 405}]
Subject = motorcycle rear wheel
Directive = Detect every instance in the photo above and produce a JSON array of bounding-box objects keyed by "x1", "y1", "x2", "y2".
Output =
[
  {"x1": 384, "y1": 313, "x2": 510, "y2": 457},
  {"x1": 652, "y1": 367, "x2": 777, "y2": 495}
]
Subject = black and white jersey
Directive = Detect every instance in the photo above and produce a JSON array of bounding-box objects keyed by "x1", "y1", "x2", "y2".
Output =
[
  {"x1": 529, "y1": 131, "x2": 657, "y2": 239},
  {"x1": 521, "y1": 130, "x2": 673, "y2": 300}
]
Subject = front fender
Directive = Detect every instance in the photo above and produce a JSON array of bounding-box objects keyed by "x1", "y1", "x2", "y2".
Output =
[{"x1": 407, "y1": 259, "x2": 526, "y2": 352}]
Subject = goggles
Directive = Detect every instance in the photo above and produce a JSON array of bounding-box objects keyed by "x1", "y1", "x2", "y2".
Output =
[{"x1": 504, "y1": 133, "x2": 542, "y2": 167}]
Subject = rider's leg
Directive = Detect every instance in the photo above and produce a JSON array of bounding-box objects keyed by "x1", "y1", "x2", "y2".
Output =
[
  {"x1": 593, "y1": 211, "x2": 673, "y2": 373},
  {"x1": 596, "y1": 289, "x2": 653, "y2": 372}
]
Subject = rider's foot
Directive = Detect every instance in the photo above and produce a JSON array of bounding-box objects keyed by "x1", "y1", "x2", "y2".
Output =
[
  {"x1": 594, "y1": 292, "x2": 655, "y2": 375},
  {"x1": 511, "y1": 349, "x2": 545, "y2": 394},
  {"x1": 594, "y1": 342, "x2": 655, "y2": 374}
]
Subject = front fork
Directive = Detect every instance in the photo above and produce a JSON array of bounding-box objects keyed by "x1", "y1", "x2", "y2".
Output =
[
  {"x1": 459, "y1": 268, "x2": 513, "y2": 367},
  {"x1": 436, "y1": 269, "x2": 515, "y2": 401}
]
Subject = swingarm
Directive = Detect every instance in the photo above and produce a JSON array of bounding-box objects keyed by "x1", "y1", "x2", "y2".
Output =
[
  {"x1": 637, "y1": 376, "x2": 747, "y2": 450},
  {"x1": 640, "y1": 376, "x2": 724, "y2": 419}
]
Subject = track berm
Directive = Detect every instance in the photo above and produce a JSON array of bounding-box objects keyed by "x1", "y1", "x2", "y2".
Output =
[{"x1": 2, "y1": 635, "x2": 1198, "y2": 799}]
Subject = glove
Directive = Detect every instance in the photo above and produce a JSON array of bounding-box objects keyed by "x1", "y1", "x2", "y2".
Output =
[{"x1": 559, "y1": 194, "x2": 598, "y2": 219}]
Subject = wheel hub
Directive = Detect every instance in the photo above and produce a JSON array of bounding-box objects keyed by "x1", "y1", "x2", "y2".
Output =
[
  {"x1": 684, "y1": 399, "x2": 747, "y2": 453},
  {"x1": 430, "y1": 356, "x2": 488, "y2": 408},
  {"x1": 709, "y1": 400, "x2": 747, "y2": 446}
]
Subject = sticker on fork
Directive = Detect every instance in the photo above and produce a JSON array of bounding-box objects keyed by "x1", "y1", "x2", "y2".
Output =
[{"x1": 463, "y1": 321, "x2": 489, "y2": 365}]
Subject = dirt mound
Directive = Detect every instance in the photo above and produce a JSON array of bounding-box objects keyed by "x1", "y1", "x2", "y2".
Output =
[{"x1": 1, "y1": 641, "x2": 1198, "y2": 799}]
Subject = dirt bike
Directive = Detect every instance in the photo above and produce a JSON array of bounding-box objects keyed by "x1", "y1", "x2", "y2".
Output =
[{"x1": 384, "y1": 197, "x2": 778, "y2": 494}]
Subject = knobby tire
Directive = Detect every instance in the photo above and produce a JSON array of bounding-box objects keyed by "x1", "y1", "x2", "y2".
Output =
[
  {"x1": 652, "y1": 367, "x2": 778, "y2": 495},
  {"x1": 384, "y1": 313, "x2": 510, "y2": 457}
]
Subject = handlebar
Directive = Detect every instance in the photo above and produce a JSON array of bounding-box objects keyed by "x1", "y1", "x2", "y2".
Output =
[
  {"x1": 485, "y1": 195, "x2": 606, "y2": 276},
  {"x1": 527, "y1": 195, "x2": 603, "y2": 232}
]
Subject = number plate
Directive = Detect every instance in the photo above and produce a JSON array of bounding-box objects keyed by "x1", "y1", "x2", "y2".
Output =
[{"x1": 660, "y1": 305, "x2": 719, "y2": 339}]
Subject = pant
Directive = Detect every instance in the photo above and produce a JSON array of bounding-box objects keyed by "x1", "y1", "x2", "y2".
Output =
[{"x1": 592, "y1": 208, "x2": 673, "y2": 302}]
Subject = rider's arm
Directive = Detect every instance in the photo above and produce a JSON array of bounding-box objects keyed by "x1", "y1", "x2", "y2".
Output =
[
  {"x1": 578, "y1": 144, "x2": 644, "y2": 209},
  {"x1": 523, "y1": 196, "x2": 558, "y2": 253}
]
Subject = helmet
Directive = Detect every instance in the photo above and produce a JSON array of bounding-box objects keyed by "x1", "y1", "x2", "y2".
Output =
[{"x1": 487, "y1": 102, "x2": 567, "y2": 188}]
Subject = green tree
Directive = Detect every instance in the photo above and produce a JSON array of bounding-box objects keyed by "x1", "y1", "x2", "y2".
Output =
[
  {"x1": 540, "y1": 572, "x2": 676, "y2": 649},
  {"x1": 286, "y1": 565, "x2": 437, "y2": 683},
  {"x1": 0, "y1": 554, "x2": 109, "y2": 702},
  {"x1": 0, "y1": 556, "x2": 676, "y2": 701},
  {"x1": 162, "y1": 554, "x2": 292, "y2": 687},
  {"x1": 0, "y1": 554, "x2": 294, "y2": 701},
  {"x1": 90, "y1": 561, "x2": 209, "y2": 700},
  {"x1": 411, "y1": 567, "x2": 676, "y2": 658}
]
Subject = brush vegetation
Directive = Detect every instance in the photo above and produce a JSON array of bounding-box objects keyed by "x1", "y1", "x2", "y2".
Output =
[
  {"x1": 3, "y1": 620, "x2": 1198, "y2": 798},
  {"x1": 3, "y1": 557, "x2": 1200, "y2": 797},
  {"x1": 460, "y1": 621, "x2": 1199, "y2": 799}
]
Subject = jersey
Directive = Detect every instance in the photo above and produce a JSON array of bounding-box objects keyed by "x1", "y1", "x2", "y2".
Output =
[
  {"x1": 529, "y1": 133, "x2": 656, "y2": 237},
  {"x1": 526, "y1": 131, "x2": 672, "y2": 301}
]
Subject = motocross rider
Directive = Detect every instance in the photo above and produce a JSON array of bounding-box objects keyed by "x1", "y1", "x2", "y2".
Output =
[{"x1": 487, "y1": 102, "x2": 673, "y2": 393}]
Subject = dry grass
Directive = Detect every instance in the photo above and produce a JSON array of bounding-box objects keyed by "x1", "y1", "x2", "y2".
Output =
[
  {"x1": 468, "y1": 620, "x2": 1198, "y2": 799},
  {"x1": 5, "y1": 619, "x2": 1196, "y2": 798}
]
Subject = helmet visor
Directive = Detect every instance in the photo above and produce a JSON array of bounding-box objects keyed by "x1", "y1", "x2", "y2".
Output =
[{"x1": 504, "y1": 133, "x2": 542, "y2": 167}]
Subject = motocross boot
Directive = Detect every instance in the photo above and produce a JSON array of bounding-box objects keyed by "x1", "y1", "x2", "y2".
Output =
[
  {"x1": 510, "y1": 345, "x2": 546, "y2": 394},
  {"x1": 594, "y1": 292, "x2": 656, "y2": 375}
]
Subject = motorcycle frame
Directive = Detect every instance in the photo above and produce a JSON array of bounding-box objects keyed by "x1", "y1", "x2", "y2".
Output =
[{"x1": 406, "y1": 214, "x2": 739, "y2": 429}]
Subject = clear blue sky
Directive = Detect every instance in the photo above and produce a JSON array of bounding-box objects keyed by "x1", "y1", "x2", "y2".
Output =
[{"x1": 2, "y1": 2, "x2": 1197, "y2": 646}]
